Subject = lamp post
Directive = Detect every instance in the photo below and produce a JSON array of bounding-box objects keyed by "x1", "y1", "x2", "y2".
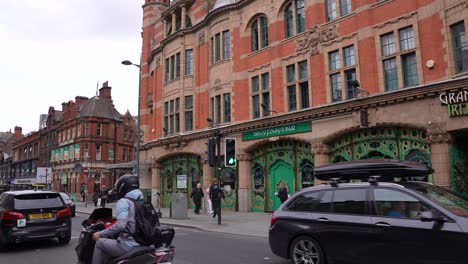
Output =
[{"x1": 121, "y1": 60, "x2": 141, "y2": 179}]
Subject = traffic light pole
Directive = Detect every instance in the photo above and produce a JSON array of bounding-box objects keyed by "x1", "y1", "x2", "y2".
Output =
[{"x1": 215, "y1": 132, "x2": 222, "y2": 225}]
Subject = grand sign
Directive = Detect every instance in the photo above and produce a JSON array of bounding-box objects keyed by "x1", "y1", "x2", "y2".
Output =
[
  {"x1": 242, "y1": 121, "x2": 311, "y2": 141},
  {"x1": 439, "y1": 90, "x2": 468, "y2": 117}
]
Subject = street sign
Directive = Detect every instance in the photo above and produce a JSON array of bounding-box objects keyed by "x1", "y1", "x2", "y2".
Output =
[{"x1": 83, "y1": 167, "x2": 89, "y2": 176}]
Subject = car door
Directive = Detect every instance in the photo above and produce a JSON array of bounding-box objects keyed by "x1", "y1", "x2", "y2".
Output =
[
  {"x1": 313, "y1": 187, "x2": 375, "y2": 264},
  {"x1": 369, "y1": 187, "x2": 466, "y2": 264}
]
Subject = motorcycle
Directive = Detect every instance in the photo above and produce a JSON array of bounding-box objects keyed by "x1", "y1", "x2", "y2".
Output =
[{"x1": 76, "y1": 208, "x2": 175, "y2": 264}]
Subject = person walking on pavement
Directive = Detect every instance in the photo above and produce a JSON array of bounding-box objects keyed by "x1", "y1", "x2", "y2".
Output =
[
  {"x1": 276, "y1": 181, "x2": 289, "y2": 204},
  {"x1": 190, "y1": 182, "x2": 204, "y2": 215},
  {"x1": 209, "y1": 179, "x2": 225, "y2": 218},
  {"x1": 99, "y1": 186, "x2": 108, "y2": 208},
  {"x1": 205, "y1": 183, "x2": 213, "y2": 214}
]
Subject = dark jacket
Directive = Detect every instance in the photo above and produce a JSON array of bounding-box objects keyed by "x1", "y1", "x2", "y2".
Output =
[
  {"x1": 190, "y1": 188, "x2": 204, "y2": 200},
  {"x1": 277, "y1": 187, "x2": 288, "y2": 203},
  {"x1": 209, "y1": 184, "x2": 225, "y2": 201}
]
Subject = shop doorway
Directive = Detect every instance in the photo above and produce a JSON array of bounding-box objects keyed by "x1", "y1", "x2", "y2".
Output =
[{"x1": 270, "y1": 160, "x2": 294, "y2": 210}]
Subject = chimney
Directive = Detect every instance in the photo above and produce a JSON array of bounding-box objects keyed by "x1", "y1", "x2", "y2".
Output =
[
  {"x1": 62, "y1": 102, "x2": 67, "y2": 112},
  {"x1": 14, "y1": 126, "x2": 22, "y2": 139},
  {"x1": 75, "y1": 96, "x2": 89, "y2": 105},
  {"x1": 99, "y1": 81, "x2": 112, "y2": 99}
]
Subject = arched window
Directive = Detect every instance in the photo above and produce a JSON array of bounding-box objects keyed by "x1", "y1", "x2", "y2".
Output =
[
  {"x1": 284, "y1": 0, "x2": 306, "y2": 38},
  {"x1": 251, "y1": 16, "x2": 269, "y2": 52}
]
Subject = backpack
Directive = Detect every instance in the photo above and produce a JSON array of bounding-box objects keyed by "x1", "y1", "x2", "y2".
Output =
[{"x1": 126, "y1": 198, "x2": 160, "y2": 246}]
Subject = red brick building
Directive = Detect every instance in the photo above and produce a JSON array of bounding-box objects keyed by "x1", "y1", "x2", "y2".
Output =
[
  {"x1": 1, "y1": 127, "x2": 25, "y2": 189},
  {"x1": 137, "y1": 0, "x2": 468, "y2": 211},
  {"x1": 41, "y1": 82, "x2": 137, "y2": 196}
]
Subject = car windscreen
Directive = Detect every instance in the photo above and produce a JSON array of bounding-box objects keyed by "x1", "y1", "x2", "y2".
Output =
[
  {"x1": 14, "y1": 193, "x2": 64, "y2": 210},
  {"x1": 407, "y1": 183, "x2": 468, "y2": 217}
]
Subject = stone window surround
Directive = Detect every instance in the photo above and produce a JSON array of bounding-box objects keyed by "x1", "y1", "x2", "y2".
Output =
[
  {"x1": 444, "y1": 4, "x2": 468, "y2": 77},
  {"x1": 249, "y1": 70, "x2": 272, "y2": 119},
  {"x1": 283, "y1": 58, "x2": 311, "y2": 112},
  {"x1": 322, "y1": 34, "x2": 360, "y2": 104},
  {"x1": 373, "y1": 13, "x2": 423, "y2": 93}
]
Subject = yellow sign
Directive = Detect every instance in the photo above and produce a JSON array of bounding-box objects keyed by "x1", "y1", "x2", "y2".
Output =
[{"x1": 29, "y1": 213, "x2": 53, "y2": 220}]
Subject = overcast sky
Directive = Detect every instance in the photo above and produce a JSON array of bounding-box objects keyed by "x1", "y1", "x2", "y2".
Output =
[{"x1": 0, "y1": 0, "x2": 144, "y2": 134}]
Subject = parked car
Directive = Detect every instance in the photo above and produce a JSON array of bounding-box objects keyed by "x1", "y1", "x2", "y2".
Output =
[
  {"x1": 269, "y1": 159, "x2": 468, "y2": 264},
  {"x1": 0, "y1": 190, "x2": 72, "y2": 249},
  {"x1": 59, "y1": 192, "x2": 76, "y2": 217}
]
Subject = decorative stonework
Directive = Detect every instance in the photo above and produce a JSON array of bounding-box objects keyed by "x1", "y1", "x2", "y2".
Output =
[
  {"x1": 296, "y1": 25, "x2": 338, "y2": 56},
  {"x1": 198, "y1": 32, "x2": 205, "y2": 46},
  {"x1": 247, "y1": 63, "x2": 271, "y2": 73},
  {"x1": 212, "y1": 79, "x2": 222, "y2": 91},
  {"x1": 427, "y1": 122, "x2": 453, "y2": 144},
  {"x1": 322, "y1": 33, "x2": 357, "y2": 47},
  {"x1": 373, "y1": 12, "x2": 417, "y2": 29},
  {"x1": 311, "y1": 139, "x2": 330, "y2": 155},
  {"x1": 236, "y1": 153, "x2": 252, "y2": 162},
  {"x1": 151, "y1": 159, "x2": 161, "y2": 169},
  {"x1": 155, "y1": 56, "x2": 161, "y2": 67},
  {"x1": 445, "y1": 0, "x2": 468, "y2": 16}
]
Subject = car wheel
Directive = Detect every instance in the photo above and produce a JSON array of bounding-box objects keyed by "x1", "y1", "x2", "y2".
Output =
[
  {"x1": 0, "y1": 236, "x2": 8, "y2": 251},
  {"x1": 58, "y1": 232, "x2": 71, "y2": 245},
  {"x1": 289, "y1": 236, "x2": 325, "y2": 264}
]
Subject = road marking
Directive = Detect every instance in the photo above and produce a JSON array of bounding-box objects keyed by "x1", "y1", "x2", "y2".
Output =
[
  {"x1": 264, "y1": 257, "x2": 270, "y2": 260},
  {"x1": 71, "y1": 236, "x2": 80, "y2": 239}
]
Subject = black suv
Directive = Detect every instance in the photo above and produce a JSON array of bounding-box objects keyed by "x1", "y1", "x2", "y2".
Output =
[
  {"x1": 269, "y1": 160, "x2": 468, "y2": 264},
  {"x1": 0, "y1": 190, "x2": 72, "y2": 249}
]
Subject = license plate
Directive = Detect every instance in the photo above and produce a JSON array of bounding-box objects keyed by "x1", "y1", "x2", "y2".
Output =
[{"x1": 29, "y1": 213, "x2": 53, "y2": 220}]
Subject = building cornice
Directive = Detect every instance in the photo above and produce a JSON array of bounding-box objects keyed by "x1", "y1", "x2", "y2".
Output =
[{"x1": 140, "y1": 76, "x2": 468, "y2": 150}]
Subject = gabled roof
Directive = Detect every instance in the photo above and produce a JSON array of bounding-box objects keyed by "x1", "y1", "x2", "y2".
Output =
[
  {"x1": 0, "y1": 132, "x2": 15, "y2": 144},
  {"x1": 79, "y1": 96, "x2": 121, "y2": 121}
]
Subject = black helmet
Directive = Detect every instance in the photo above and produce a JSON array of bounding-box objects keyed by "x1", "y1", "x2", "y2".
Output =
[{"x1": 114, "y1": 174, "x2": 139, "y2": 198}]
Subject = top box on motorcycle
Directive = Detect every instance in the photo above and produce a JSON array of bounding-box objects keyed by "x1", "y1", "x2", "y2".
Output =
[
  {"x1": 89, "y1": 207, "x2": 112, "y2": 220},
  {"x1": 314, "y1": 159, "x2": 433, "y2": 181}
]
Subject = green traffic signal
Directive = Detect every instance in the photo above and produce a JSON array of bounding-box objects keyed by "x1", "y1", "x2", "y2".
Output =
[{"x1": 228, "y1": 158, "x2": 236, "y2": 165}]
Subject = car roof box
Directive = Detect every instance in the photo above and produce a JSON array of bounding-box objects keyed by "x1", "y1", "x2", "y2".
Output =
[{"x1": 314, "y1": 159, "x2": 434, "y2": 181}]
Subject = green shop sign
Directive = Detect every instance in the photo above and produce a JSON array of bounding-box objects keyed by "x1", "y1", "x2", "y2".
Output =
[
  {"x1": 242, "y1": 121, "x2": 311, "y2": 141},
  {"x1": 440, "y1": 89, "x2": 468, "y2": 117}
]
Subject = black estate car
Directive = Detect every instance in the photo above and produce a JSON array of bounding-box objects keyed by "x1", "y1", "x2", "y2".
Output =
[
  {"x1": 269, "y1": 160, "x2": 468, "y2": 264},
  {"x1": 0, "y1": 190, "x2": 72, "y2": 249}
]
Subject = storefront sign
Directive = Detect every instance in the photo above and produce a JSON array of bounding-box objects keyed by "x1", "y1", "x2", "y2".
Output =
[
  {"x1": 36, "y1": 167, "x2": 52, "y2": 184},
  {"x1": 12, "y1": 178, "x2": 36, "y2": 185},
  {"x1": 439, "y1": 90, "x2": 468, "y2": 117},
  {"x1": 242, "y1": 121, "x2": 311, "y2": 141},
  {"x1": 177, "y1": 175, "x2": 187, "y2": 189}
]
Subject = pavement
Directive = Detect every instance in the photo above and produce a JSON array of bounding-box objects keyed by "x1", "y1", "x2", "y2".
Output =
[{"x1": 74, "y1": 201, "x2": 272, "y2": 238}]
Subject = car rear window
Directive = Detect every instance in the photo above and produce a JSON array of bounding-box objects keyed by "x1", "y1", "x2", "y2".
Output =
[{"x1": 14, "y1": 193, "x2": 64, "y2": 210}]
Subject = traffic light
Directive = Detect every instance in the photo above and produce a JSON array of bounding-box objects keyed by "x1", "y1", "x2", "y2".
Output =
[
  {"x1": 224, "y1": 138, "x2": 236, "y2": 167},
  {"x1": 207, "y1": 138, "x2": 217, "y2": 167},
  {"x1": 360, "y1": 108, "x2": 368, "y2": 127}
]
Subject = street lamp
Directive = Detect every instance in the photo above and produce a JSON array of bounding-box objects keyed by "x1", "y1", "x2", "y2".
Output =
[{"x1": 121, "y1": 59, "x2": 141, "y2": 179}]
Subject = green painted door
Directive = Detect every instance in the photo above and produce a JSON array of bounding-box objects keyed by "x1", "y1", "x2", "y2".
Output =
[{"x1": 270, "y1": 160, "x2": 294, "y2": 211}]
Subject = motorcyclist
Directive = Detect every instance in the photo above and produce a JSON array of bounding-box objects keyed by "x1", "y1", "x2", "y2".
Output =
[{"x1": 92, "y1": 175, "x2": 144, "y2": 264}]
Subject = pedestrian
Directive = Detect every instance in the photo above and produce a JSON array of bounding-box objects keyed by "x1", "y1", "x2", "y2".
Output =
[
  {"x1": 205, "y1": 184, "x2": 213, "y2": 214},
  {"x1": 93, "y1": 192, "x2": 100, "y2": 207},
  {"x1": 209, "y1": 179, "x2": 224, "y2": 218},
  {"x1": 190, "y1": 182, "x2": 204, "y2": 214},
  {"x1": 100, "y1": 186, "x2": 108, "y2": 208},
  {"x1": 276, "y1": 181, "x2": 289, "y2": 204}
]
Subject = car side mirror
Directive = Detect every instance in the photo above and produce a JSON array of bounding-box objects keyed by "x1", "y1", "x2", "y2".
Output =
[{"x1": 420, "y1": 211, "x2": 446, "y2": 222}]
